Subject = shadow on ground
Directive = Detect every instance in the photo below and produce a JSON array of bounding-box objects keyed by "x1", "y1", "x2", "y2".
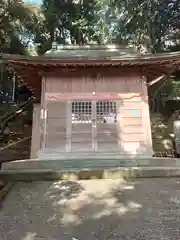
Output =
[{"x1": 1, "y1": 179, "x2": 180, "y2": 239}]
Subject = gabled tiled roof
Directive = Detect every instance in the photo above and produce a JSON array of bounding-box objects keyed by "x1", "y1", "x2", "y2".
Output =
[{"x1": 1, "y1": 45, "x2": 180, "y2": 63}]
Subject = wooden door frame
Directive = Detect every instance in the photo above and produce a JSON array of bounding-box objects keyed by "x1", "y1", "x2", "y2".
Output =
[
  {"x1": 43, "y1": 99, "x2": 96, "y2": 152},
  {"x1": 43, "y1": 96, "x2": 121, "y2": 153}
]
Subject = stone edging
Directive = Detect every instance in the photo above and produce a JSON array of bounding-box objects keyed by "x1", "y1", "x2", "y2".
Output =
[
  {"x1": 0, "y1": 182, "x2": 14, "y2": 202},
  {"x1": 1, "y1": 167, "x2": 180, "y2": 181},
  {"x1": 0, "y1": 136, "x2": 31, "y2": 152}
]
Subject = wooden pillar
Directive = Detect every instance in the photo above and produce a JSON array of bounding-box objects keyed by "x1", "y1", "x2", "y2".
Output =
[
  {"x1": 30, "y1": 103, "x2": 41, "y2": 159},
  {"x1": 142, "y1": 76, "x2": 154, "y2": 156}
]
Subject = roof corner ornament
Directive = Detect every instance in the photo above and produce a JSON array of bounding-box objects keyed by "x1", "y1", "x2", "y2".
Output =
[
  {"x1": 52, "y1": 28, "x2": 58, "y2": 51},
  {"x1": 52, "y1": 41, "x2": 57, "y2": 51}
]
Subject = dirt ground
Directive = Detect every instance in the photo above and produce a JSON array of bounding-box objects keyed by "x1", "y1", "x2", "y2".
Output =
[{"x1": 0, "y1": 179, "x2": 180, "y2": 240}]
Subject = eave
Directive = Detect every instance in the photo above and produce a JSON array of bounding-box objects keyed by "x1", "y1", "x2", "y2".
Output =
[{"x1": 1, "y1": 52, "x2": 180, "y2": 100}]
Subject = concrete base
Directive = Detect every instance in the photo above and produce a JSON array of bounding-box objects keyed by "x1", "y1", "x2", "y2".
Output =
[
  {"x1": 38, "y1": 151, "x2": 154, "y2": 160},
  {"x1": 2, "y1": 157, "x2": 180, "y2": 171},
  {"x1": 2, "y1": 155, "x2": 180, "y2": 181}
]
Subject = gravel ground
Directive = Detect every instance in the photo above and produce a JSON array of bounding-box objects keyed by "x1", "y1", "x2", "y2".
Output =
[{"x1": 1, "y1": 178, "x2": 180, "y2": 240}]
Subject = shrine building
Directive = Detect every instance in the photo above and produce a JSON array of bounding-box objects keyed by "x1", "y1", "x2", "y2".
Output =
[{"x1": 2, "y1": 45, "x2": 180, "y2": 161}]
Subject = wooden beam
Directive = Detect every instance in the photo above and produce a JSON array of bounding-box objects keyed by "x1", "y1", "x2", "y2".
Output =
[
  {"x1": 147, "y1": 75, "x2": 166, "y2": 86},
  {"x1": 45, "y1": 92, "x2": 144, "y2": 101}
]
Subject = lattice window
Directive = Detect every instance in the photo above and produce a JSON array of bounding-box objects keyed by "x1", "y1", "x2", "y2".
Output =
[
  {"x1": 72, "y1": 101, "x2": 92, "y2": 123},
  {"x1": 96, "y1": 101, "x2": 117, "y2": 123}
]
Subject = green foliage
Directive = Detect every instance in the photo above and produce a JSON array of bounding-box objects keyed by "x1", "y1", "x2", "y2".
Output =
[
  {"x1": 0, "y1": 0, "x2": 39, "y2": 54},
  {"x1": 1, "y1": 0, "x2": 180, "y2": 100},
  {"x1": 1, "y1": 0, "x2": 180, "y2": 55},
  {"x1": 34, "y1": 0, "x2": 103, "y2": 54}
]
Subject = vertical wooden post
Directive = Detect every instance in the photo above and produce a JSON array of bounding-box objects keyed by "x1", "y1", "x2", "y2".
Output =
[
  {"x1": 142, "y1": 76, "x2": 154, "y2": 156},
  {"x1": 92, "y1": 101, "x2": 97, "y2": 151},
  {"x1": 116, "y1": 99, "x2": 123, "y2": 152},
  {"x1": 30, "y1": 103, "x2": 41, "y2": 159},
  {"x1": 41, "y1": 77, "x2": 46, "y2": 152},
  {"x1": 66, "y1": 101, "x2": 72, "y2": 152}
]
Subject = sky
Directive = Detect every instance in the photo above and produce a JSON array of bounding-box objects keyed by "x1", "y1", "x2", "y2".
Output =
[{"x1": 25, "y1": 0, "x2": 42, "y2": 4}]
